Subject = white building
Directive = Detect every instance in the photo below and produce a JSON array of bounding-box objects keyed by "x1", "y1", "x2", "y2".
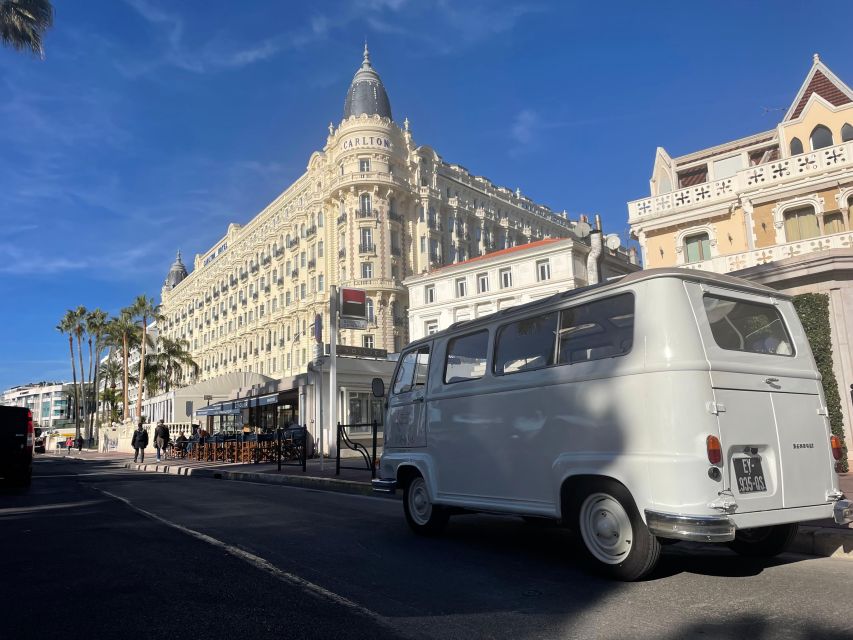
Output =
[
  {"x1": 406, "y1": 232, "x2": 639, "y2": 340},
  {"x1": 1, "y1": 381, "x2": 73, "y2": 429}
]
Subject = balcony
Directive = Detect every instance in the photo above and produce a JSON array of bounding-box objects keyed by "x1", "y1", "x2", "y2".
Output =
[
  {"x1": 629, "y1": 141, "x2": 853, "y2": 223},
  {"x1": 307, "y1": 259, "x2": 316, "y2": 270},
  {"x1": 337, "y1": 213, "x2": 347, "y2": 225},
  {"x1": 389, "y1": 212, "x2": 403, "y2": 223},
  {"x1": 288, "y1": 238, "x2": 299, "y2": 249},
  {"x1": 356, "y1": 209, "x2": 375, "y2": 219},
  {"x1": 291, "y1": 269, "x2": 299, "y2": 279},
  {"x1": 391, "y1": 246, "x2": 402, "y2": 257},
  {"x1": 305, "y1": 225, "x2": 317, "y2": 238},
  {"x1": 359, "y1": 243, "x2": 376, "y2": 254},
  {"x1": 338, "y1": 248, "x2": 346, "y2": 259}
]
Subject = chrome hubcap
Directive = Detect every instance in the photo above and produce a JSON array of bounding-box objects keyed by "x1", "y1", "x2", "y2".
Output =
[{"x1": 408, "y1": 477, "x2": 432, "y2": 526}]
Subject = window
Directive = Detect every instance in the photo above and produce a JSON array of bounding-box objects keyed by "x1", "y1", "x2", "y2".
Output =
[
  {"x1": 392, "y1": 346, "x2": 430, "y2": 394},
  {"x1": 318, "y1": 241, "x2": 324, "y2": 258},
  {"x1": 425, "y1": 285, "x2": 435, "y2": 304},
  {"x1": 318, "y1": 211, "x2": 324, "y2": 227},
  {"x1": 361, "y1": 262, "x2": 373, "y2": 279},
  {"x1": 536, "y1": 259, "x2": 551, "y2": 282},
  {"x1": 810, "y1": 125, "x2": 833, "y2": 150},
  {"x1": 360, "y1": 193, "x2": 371, "y2": 214},
  {"x1": 425, "y1": 320, "x2": 439, "y2": 335},
  {"x1": 420, "y1": 236, "x2": 426, "y2": 253},
  {"x1": 684, "y1": 233, "x2": 711, "y2": 263},
  {"x1": 366, "y1": 298, "x2": 375, "y2": 322},
  {"x1": 703, "y1": 295, "x2": 793, "y2": 356},
  {"x1": 360, "y1": 227, "x2": 373, "y2": 251},
  {"x1": 494, "y1": 312, "x2": 558, "y2": 375},
  {"x1": 790, "y1": 137, "x2": 804, "y2": 155},
  {"x1": 843, "y1": 123, "x2": 853, "y2": 143},
  {"x1": 677, "y1": 165, "x2": 708, "y2": 188},
  {"x1": 500, "y1": 267, "x2": 512, "y2": 289},
  {"x1": 359, "y1": 158, "x2": 371, "y2": 173},
  {"x1": 444, "y1": 331, "x2": 489, "y2": 384},
  {"x1": 363, "y1": 334, "x2": 375, "y2": 349},
  {"x1": 477, "y1": 273, "x2": 489, "y2": 294},
  {"x1": 300, "y1": 283, "x2": 306, "y2": 299},
  {"x1": 784, "y1": 206, "x2": 820, "y2": 241},
  {"x1": 825, "y1": 212, "x2": 846, "y2": 234},
  {"x1": 456, "y1": 277, "x2": 468, "y2": 298},
  {"x1": 556, "y1": 294, "x2": 634, "y2": 365},
  {"x1": 318, "y1": 274, "x2": 324, "y2": 292}
]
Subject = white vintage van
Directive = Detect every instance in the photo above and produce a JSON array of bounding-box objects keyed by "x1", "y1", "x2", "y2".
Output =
[{"x1": 371, "y1": 268, "x2": 852, "y2": 580}]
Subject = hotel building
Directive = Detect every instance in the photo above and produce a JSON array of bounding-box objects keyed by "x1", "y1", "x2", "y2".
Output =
[{"x1": 627, "y1": 54, "x2": 853, "y2": 459}]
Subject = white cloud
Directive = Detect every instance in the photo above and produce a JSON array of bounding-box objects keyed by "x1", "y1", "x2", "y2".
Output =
[{"x1": 511, "y1": 109, "x2": 541, "y2": 145}]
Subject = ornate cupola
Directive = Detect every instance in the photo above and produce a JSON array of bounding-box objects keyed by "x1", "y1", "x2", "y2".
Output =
[
  {"x1": 342, "y1": 43, "x2": 393, "y2": 121},
  {"x1": 163, "y1": 250, "x2": 188, "y2": 290}
]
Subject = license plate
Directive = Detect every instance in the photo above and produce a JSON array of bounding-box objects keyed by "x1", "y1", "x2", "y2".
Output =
[{"x1": 734, "y1": 456, "x2": 767, "y2": 493}]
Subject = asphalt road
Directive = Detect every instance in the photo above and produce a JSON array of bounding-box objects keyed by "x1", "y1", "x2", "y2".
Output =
[{"x1": 2, "y1": 457, "x2": 852, "y2": 640}]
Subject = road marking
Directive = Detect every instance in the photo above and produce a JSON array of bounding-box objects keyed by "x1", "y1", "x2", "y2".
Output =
[{"x1": 94, "y1": 487, "x2": 407, "y2": 637}]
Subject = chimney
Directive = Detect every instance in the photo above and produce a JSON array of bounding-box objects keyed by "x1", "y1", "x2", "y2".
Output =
[
  {"x1": 587, "y1": 230, "x2": 603, "y2": 285},
  {"x1": 594, "y1": 214, "x2": 602, "y2": 231},
  {"x1": 628, "y1": 246, "x2": 639, "y2": 265}
]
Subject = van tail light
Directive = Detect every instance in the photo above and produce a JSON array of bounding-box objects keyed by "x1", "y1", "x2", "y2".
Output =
[
  {"x1": 706, "y1": 435, "x2": 722, "y2": 465},
  {"x1": 26, "y1": 410, "x2": 34, "y2": 448},
  {"x1": 830, "y1": 435, "x2": 842, "y2": 461}
]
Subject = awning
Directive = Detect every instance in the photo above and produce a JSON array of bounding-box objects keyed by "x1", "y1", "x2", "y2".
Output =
[{"x1": 195, "y1": 393, "x2": 279, "y2": 416}]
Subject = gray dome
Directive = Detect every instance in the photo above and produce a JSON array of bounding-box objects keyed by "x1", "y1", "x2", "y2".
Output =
[
  {"x1": 343, "y1": 44, "x2": 392, "y2": 121},
  {"x1": 165, "y1": 250, "x2": 188, "y2": 289}
]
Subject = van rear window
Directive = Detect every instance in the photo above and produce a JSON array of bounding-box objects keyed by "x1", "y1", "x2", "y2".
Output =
[{"x1": 703, "y1": 295, "x2": 794, "y2": 356}]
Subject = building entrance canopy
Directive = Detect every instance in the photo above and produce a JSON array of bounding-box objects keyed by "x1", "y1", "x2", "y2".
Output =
[{"x1": 195, "y1": 393, "x2": 278, "y2": 417}]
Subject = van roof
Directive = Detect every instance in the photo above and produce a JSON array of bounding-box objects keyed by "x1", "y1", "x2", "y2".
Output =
[{"x1": 408, "y1": 267, "x2": 786, "y2": 347}]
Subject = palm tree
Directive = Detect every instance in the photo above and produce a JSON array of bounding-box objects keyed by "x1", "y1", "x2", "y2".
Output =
[
  {"x1": 56, "y1": 310, "x2": 80, "y2": 439},
  {"x1": 0, "y1": 0, "x2": 54, "y2": 57},
  {"x1": 71, "y1": 306, "x2": 89, "y2": 444},
  {"x1": 131, "y1": 295, "x2": 162, "y2": 421},
  {"x1": 98, "y1": 357, "x2": 122, "y2": 423},
  {"x1": 111, "y1": 309, "x2": 136, "y2": 422},
  {"x1": 156, "y1": 336, "x2": 198, "y2": 392},
  {"x1": 86, "y1": 308, "x2": 108, "y2": 439}
]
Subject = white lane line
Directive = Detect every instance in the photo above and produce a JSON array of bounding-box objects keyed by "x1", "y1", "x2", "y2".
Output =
[{"x1": 93, "y1": 487, "x2": 404, "y2": 636}]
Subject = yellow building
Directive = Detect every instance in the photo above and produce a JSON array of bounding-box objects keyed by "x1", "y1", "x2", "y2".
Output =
[
  {"x1": 628, "y1": 54, "x2": 853, "y2": 461},
  {"x1": 159, "y1": 46, "x2": 577, "y2": 386}
]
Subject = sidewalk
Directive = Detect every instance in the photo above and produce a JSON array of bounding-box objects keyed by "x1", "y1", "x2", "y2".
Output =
[{"x1": 57, "y1": 449, "x2": 853, "y2": 560}]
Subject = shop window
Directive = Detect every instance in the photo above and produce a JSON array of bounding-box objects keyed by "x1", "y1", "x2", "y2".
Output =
[
  {"x1": 790, "y1": 137, "x2": 804, "y2": 155},
  {"x1": 810, "y1": 125, "x2": 833, "y2": 150},
  {"x1": 784, "y1": 206, "x2": 820, "y2": 241},
  {"x1": 684, "y1": 233, "x2": 711, "y2": 263}
]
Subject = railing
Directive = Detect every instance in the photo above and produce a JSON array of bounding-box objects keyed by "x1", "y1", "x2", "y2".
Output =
[
  {"x1": 356, "y1": 209, "x2": 375, "y2": 219},
  {"x1": 338, "y1": 248, "x2": 346, "y2": 258},
  {"x1": 337, "y1": 213, "x2": 347, "y2": 225},
  {"x1": 336, "y1": 421, "x2": 378, "y2": 478},
  {"x1": 629, "y1": 141, "x2": 853, "y2": 222},
  {"x1": 359, "y1": 243, "x2": 376, "y2": 253}
]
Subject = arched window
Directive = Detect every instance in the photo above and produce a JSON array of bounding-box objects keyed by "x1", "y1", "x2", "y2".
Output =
[
  {"x1": 360, "y1": 193, "x2": 371, "y2": 215},
  {"x1": 810, "y1": 125, "x2": 833, "y2": 150},
  {"x1": 317, "y1": 210, "x2": 324, "y2": 227},
  {"x1": 842, "y1": 123, "x2": 853, "y2": 142},
  {"x1": 683, "y1": 233, "x2": 710, "y2": 263},
  {"x1": 784, "y1": 206, "x2": 820, "y2": 241},
  {"x1": 790, "y1": 137, "x2": 804, "y2": 155}
]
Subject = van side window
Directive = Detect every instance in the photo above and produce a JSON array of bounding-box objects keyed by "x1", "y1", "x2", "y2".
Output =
[
  {"x1": 494, "y1": 312, "x2": 558, "y2": 375},
  {"x1": 393, "y1": 346, "x2": 431, "y2": 394},
  {"x1": 557, "y1": 294, "x2": 634, "y2": 364},
  {"x1": 444, "y1": 331, "x2": 489, "y2": 384},
  {"x1": 703, "y1": 295, "x2": 794, "y2": 356}
]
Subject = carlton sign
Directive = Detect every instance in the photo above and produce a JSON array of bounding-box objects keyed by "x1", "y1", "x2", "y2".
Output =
[{"x1": 341, "y1": 136, "x2": 392, "y2": 151}]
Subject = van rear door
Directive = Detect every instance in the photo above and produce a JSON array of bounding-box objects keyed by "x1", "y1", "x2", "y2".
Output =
[{"x1": 686, "y1": 282, "x2": 834, "y2": 514}]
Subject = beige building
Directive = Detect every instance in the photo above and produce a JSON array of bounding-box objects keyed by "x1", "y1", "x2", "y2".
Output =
[
  {"x1": 159, "y1": 46, "x2": 578, "y2": 387},
  {"x1": 628, "y1": 54, "x2": 853, "y2": 460}
]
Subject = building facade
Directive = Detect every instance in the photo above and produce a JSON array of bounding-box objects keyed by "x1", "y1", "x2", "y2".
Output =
[
  {"x1": 406, "y1": 234, "x2": 639, "y2": 341},
  {"x1": 1, "y1": 381, "x2": 73, "y2": 429},
  {"x1": 627, "y1": 54, "x2": 853, "y2": 460},
  {"x1": 159, "y1": 46, "x2": 580, "y2": 388}
]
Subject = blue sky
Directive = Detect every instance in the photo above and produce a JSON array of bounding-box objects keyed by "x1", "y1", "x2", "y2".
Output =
[{"x1": 2, "y1": 0, "x2": 852, "y2": 391}]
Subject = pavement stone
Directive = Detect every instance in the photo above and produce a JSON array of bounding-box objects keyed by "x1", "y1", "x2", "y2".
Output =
[{"x1": 52, "y1": 450, "x2": 853, "y2": 560}]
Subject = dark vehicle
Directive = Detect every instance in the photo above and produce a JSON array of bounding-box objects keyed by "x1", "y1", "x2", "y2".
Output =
[{"x1": 0, "y1": 406, "x2": 34, "y2": 487}]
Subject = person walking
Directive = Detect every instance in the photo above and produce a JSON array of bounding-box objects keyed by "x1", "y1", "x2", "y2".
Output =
[
  {"x1": 76, "y1": 435, "x2": 83, "y2": 451},
  {"x1": 66, "y1": 436, "x2": 73, "y2": 453},
  {"x1": 131, "y1": 423, "x2": 149, "y2": 463},
  {"x1": 154, "y1": 419, "x2": 170, "y2": 462}
]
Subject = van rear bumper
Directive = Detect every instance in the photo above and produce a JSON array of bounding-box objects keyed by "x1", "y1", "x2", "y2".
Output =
[{"x1": 644, "y1": 510, "x2": 736, "y2": 542}]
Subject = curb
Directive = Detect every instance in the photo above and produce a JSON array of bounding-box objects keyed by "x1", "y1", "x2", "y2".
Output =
[
  {"x1": 122, "y1": 462, "x2": 378, "y2": 497},
  {"x1": 789, "y1": 525, "x2": 853, "y2": 559}
]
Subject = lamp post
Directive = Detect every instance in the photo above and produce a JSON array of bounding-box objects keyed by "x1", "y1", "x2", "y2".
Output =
[{"x1": 204, "y1": 395, "x2": 213, "y2": 434}]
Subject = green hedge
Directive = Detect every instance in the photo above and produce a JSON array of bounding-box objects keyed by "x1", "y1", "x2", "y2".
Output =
[{"x1": 793, "y1": 293, "x2": 849, "y2": 472}]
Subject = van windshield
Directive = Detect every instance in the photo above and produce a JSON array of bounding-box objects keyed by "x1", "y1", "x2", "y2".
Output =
[{"x1": 703, "y1": 295, "x2": 794, "y2": 356}]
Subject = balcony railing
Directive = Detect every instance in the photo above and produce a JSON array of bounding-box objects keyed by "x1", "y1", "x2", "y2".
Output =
[
  {"x1": 359, "y1": 243, "x2": 376, "y2": 254},
  {"x1": 338, "y1": 248, "x2": 346, "y2": 258},
  {"x1": 307, "y1": 259, "x2": 316, "y2": 270},
  {"x1": 337, "y1": 213, "x2": 347, "y2": 225},
  {"x1": 629, "y1": 141, "x2": 853, "y2": 223},
  {"x1": 357, "y1": 209, "x2": 375, "y2": 219}
]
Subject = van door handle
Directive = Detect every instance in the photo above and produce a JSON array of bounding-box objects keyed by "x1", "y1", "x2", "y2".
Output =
[
  {"x1": 413, "y1": 397, "x2": 424, "y2": 403},
  {"x1": 764, "y1": 377, "x2": 780, "y2": 384}
]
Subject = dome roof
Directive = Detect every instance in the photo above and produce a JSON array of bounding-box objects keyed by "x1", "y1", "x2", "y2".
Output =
[
  {"x1": 343, "y1": 44, "x2": 392, "y2": 121},
  {"x1": 164, "y1": 250, "x2": 188, "y2": 289}
]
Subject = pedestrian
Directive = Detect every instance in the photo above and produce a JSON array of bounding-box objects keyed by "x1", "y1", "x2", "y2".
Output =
[
  {"x1": 154, "y1": 419, "x2": 170, "y2": 462},
  {"x1": 131, "y1": 423, "x2": 149, "y2": 463},
  {"x1": 76, "y1": 435, "x2": 83, "y2": 451},
  {"x1": 66, "y1": 436, "x2": 73, "y2": 453},
  {"x1": 175, "y1": 431, "x2": 188, "y2": 458}
]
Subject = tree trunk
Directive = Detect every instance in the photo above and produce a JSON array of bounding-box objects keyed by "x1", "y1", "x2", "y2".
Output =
[
  {"x1": 77, "y1": 334, "x2": 88, "y2": 446},
  {"x1": 122, "y1": 332, "x2": 129, "y2": 422},
  {"x1": 68, "y1": 335, "x2": 80, "y2": 440},
  {"x1": 86, "y1": 337, "x2": 94, "y2": 440},
  {"x1": 136, "y1": 317, "x2": 147, "y2": 421}
]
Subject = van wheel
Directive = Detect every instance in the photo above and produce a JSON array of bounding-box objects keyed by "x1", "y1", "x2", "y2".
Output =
[
  {"x1": 403, "y1": 474, "x2": 448, "y2": 536},
  {"x1": 727, "y1": 523, "x2": 798, "y2": 557},
  {"x1": 571, "y1": 480, "x2": 660, "y2": 581}
]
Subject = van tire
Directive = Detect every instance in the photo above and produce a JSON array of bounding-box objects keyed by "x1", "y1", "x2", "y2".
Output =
[
  {"x1": 403, "y1": 474, "x2": 448, "y2": 536},
  {"x1": 569, "y1": 479, "x2": 660, "y2": 581},
  {"x1": 726, "y1": 523, "x2": 799, "y2": 558}
]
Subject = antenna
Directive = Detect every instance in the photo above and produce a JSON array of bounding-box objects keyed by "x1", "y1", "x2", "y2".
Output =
[{"x1": 761, "y1": 106, "x2": 785, "y2": 117}]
